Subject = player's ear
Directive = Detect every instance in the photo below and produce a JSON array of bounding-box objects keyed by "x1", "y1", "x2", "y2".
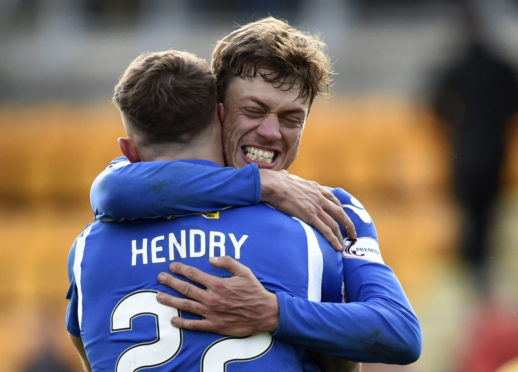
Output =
[
  {"x1": 118, "y1": 137, "x2": 141, "y2": 163},
  {"x1": 217, "y1": 103, "x2": 225, "y2": 126}
]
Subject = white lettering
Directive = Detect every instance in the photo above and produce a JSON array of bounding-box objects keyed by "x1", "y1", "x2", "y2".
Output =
[
  {"x1": 209, "y1": 231, "x2": 226, "y2": 257},
  {"x1": 189, "y1": 229, "x2": 205, "y2": 258},
  {"x1": 131, "y1": 230, "x2": 249, "y2": 266},
  {"x1": 229, "y1": 234, "x2": 248, "y2": 259},
  {"x1": 151, "y1": 236, "x2": 166, "y2": 263},
  {"x1": 169, "y1": 230, "x2": 186, "y2": 260},
  {"x1": 132, "y1": 238, "x2": 148, "y2": 266}
]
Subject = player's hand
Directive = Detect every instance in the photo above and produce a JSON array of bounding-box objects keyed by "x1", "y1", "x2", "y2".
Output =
[
  {"x1": 156, "y1": 256, "x2": 279, "y2": 337},
  {"x1": 259, "y1": 169, "x2": 357, "y2": 252}
]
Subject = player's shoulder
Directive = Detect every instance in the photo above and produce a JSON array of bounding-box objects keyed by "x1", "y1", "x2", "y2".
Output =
[
  {"x1": 328, "y1": 187, "x2": 384, "y2": 263},
  {"x1": 68, "y1": 221, "x2": 99, "y2": 264},
  {"x1": 226, "y1": 203, "x2": 307, "y2": 235},
  {"x1": 72, "y1": 221, "x2": 98, "y2": 241},
  {"x1": 233, "y1": 202, "x2": 301, "y2": 224},
  {"x1": 328, "y1": 187, "x2": 375, "y2": 227},
  {"x1": 329, "y1": 187, "x2": 363, "y2": 208},
  {"x1": 106, "y1": 156, "x2": 130, "y2": 169}
]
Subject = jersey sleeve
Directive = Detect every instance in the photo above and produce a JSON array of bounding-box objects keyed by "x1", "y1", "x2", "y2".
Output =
[
  {"x1": 274, "y1": 288, "x2": 421, "y2": 364},
  {"x1": 66, "y1": 239, "x2": 81, "y2": 337},
  {"x1": 273, "y1": 188, "x2": 422, "y2": 364},
  {"x1": 90, "y1": 157, "x2": 261, "y2": 221}
]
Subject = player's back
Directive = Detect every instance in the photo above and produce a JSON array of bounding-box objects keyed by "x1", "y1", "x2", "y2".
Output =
[{"x1": 67, "y1": 203, "x2": 343, "y2": 371}]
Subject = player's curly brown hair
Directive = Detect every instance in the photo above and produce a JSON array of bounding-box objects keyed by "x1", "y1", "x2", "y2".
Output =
[
  {"x1": 113, "y1": 50, "x2": 217, "y2": 145},
  {"x1": 211, "y1": 17, "x2": 332, "y2": 106}
]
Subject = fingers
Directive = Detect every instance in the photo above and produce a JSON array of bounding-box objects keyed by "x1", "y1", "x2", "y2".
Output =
[
  {"x1": 320, "y1": 186, "x2": 342, "y2": 207},
  {"x1": 342, "y1": 216, "x2": 357, "y2": 241},
  {"x1": 324, "y1": 200, "x2": 357, "y2": 241},
  {"x1": 307, "y1": 210, "x2": 343, "y2": 252},
  {"x1": 209, "y1": 256, "x2": 251, "y2": 277},
  {"x1": 320, "y1": 187, "x2": 358, "y2": 241},
  {"x1": 156, "y1": 290, "x2": 205, "y2": 315},
  {"x1": 158, "y1": 271, "x2": 206, "y2": 301},
  {"x1": 260, "y1": 169, "x2": 358, "y2": 249},
  {"x1": 171, "y1": 316, "x2": 216, "y2": 333},
  {"x1": 314, "y1": 222, "x2": 343, "y2": 252},
  {"x1": 155, "y1": 292, "x2": 218, "y2": 332},
  {"x1": 168, "y1": 262, "x2": 218, "y2": 288}
]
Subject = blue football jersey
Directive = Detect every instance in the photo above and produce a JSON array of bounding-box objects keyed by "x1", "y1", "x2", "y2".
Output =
[
  {"x1": 90, "y1": 158, "x2": 261, "y2": 221},
  {"x1": 87, "y1": 158, "x2": 422, "y2": 363},
  {"x1": 67, "y1": 204, "x2": 343, "y2": 371}
]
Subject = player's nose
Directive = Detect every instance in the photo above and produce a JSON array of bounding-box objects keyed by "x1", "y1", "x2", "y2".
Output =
[{"x1": 256, "y1": 113, "x2": 282, "y2": 140}]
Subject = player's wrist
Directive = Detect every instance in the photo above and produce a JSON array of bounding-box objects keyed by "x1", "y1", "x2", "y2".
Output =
[
  {"x1": 258, "y1": 169, "x2": 275, "y2": 203},
  {"x1": 259, "y1": 169, "x2": 291, "y2": 205},
  {"x1": 261, "y1": 291, "x2": 280, "y2": 333}
]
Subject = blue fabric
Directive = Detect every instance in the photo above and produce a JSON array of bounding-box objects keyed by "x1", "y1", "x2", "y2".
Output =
[
  {"x1": 67, "y1": 201, "x2": 343, "y2": 371},
  {"x1": 87, "y1": 158, "x2": 422, "y2": 364},
  {"x1": 90, "y1": 158, "x2": 261, "y2": 221}
]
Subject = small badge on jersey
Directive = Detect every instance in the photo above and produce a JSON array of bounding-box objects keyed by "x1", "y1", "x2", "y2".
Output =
[
  {"x1": 343, "y1": 237, "x2": 384, "y2": 264},
  {"x1": 201, "y1": 211, "x2": 220, "y2": 219}
]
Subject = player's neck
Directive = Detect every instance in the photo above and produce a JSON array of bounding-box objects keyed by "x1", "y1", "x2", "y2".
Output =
[
  {"x1": 142, "y1": 122, "x2": 225, "y2": 166},
  {"x1": 150, "y1": 144, "x2": 224, "y2": 165}
]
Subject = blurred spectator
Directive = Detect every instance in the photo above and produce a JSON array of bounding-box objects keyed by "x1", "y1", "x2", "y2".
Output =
[
  {"x1": 81, "y1": 0, "x2": 143, "y2": 28},
  {"x1": 456, "y1": 304, "x2": 518, "y2": 372},
  {"x1": 20, "y1": 306, "x2": 75, "y2": 372},
  {"x1": 430, "y1": 2, "x2": 518, "y2": 370},
  {"x1": 22, "y1": 349, "x2": 74, "y2": 372},
  {"x1": 187, "y1": 0, "x2": 302, "y2": 24},
  {"x1": 430, "y1": 0, "x2": 518, "y2": 298}
]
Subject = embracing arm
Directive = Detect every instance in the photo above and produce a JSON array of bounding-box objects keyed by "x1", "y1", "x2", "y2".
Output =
[
  {"x1": 155, "y1": 190, "x2": 421, "y2": 364},
  {"x1": 273, "y1": 189, "x2": 421, "y2": 363},
  {"x1": 156, "y1": 257, "x2": 421, "y2": 364},
  {"x1": 274, "y1": 261, "x2": 422, "y2": 364},
  {"x1": 90, "y1": 158, "x2": 355, "y2": 250},
  {"x1": 90, "y1": 158, "x2": 261, "y2": 220}
]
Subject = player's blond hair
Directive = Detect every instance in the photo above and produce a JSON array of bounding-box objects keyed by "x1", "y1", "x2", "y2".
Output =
[
  {"x1": 113, "y1": 50, "x2": 217, "y2": 145},
  {"x1": 211, "y1": 17, "x2": 332, "y2": 105}
]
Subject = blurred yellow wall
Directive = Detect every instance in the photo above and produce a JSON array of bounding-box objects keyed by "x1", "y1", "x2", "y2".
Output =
[{"x1": 0, "y1": 100, "x2": 517, "y2": 371}]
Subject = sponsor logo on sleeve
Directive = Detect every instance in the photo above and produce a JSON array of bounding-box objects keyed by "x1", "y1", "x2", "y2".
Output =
[{"x1": 343, "y1": 237, "x2": 384, "y2": 264}]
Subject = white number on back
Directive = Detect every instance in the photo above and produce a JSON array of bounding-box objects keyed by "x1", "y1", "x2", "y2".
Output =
[
  {"x1": 111, "y1": 291, "x2": 181, "y2": 371},
  {"x1": 111, "y1": 290, "x2": 273, "y2": 371}
]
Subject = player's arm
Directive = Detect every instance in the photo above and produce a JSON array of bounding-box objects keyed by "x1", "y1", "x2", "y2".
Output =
[
  {"x1": 273, "y1": 264, "x2": 421, "y2": 363},
  {"x1": 90, "y1": 157, "x2": 261, "y2": 220},
  {"x1": 279, "y1": 189, "x2": 421, "y2": 363},
  {"x1": 155, "y1": 193, "x2": 421, "y2": 364},
  {"x1": 90, "y1": 157, "x2": 355, "y2": 251},
  {"x1": 68, "y1": 334, "x2": 91, "y2": 372},
  {"x1": 156, "y1": 256, "x2": 421, "y2": 364}
]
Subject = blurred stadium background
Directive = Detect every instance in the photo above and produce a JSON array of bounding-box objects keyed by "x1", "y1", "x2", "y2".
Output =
[{"x1": 1, "y1": 1, "x2": 518, "y2": 371}]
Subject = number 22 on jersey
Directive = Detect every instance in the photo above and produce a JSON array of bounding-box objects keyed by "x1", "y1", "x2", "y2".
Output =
[{"x1": 111, "y1": 290, "x2": 273, "y2": 371}]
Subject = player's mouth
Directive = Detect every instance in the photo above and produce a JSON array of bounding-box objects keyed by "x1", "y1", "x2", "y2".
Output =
[{"x1": 242, "y1": 145, "x2": 277, "y2": 165}]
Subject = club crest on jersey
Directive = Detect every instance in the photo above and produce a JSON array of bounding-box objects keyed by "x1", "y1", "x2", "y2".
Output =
[{"x1": 343, "y1": 237, "x2": 384, "y2": 264}]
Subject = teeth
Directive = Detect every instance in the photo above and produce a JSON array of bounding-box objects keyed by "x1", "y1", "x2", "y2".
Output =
[{"x1": 244, "y1": 146, "x2": 274, "y2": 164}]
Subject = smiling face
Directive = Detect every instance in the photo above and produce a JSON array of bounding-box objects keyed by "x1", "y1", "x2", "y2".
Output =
[{"x1": 220, "y1": 76, "x2": 309, "y2": 170}]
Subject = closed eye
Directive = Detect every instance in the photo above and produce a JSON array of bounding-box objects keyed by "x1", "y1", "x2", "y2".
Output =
[
  {"x1": 241, "y1": 106, "x2": 266, "y2": 118},
  {"x1": 279, "y1": 114, "x2": 304, "y2": 128}
]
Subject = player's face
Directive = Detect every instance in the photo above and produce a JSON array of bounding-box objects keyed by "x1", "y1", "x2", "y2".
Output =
[{"x1": 220, "y1": 76, "x2": 309, "y2": 170}]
